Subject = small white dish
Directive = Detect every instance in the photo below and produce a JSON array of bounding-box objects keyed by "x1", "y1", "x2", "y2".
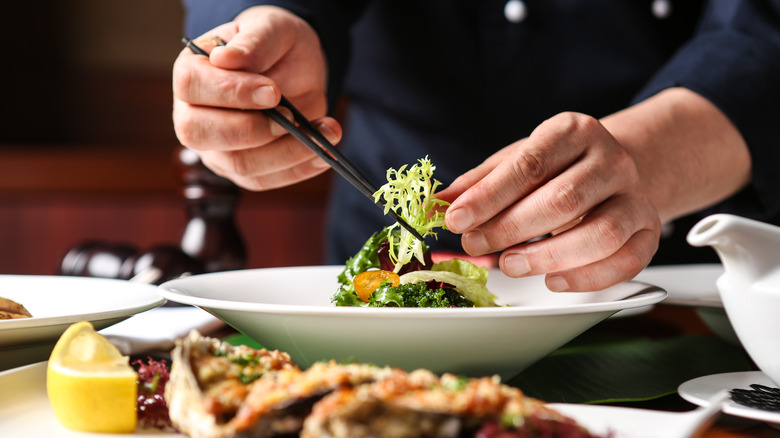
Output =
[
  {"x1": 633, "y1": 264, "x2": 723, "y2": 307},
  {"x1": 159, "y1": 266, "x2": 666, "y2": 378},
  {"x1": 551, "y1": 392, "x2": 729, "y2": 438},
  {"x1": 0, "y1": 275, "x2": 165, "y2": 369},
  {"x1": 633, "y1": 264, "x2": 739, "y2": 344},
  {"x1": 679, "y1": 371, "x2": 780, "y2": 425}
]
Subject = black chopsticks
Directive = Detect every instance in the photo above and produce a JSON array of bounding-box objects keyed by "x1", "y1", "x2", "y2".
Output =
[{"x1": 182, "y1": 38, "x2": 424, "y2": 242}]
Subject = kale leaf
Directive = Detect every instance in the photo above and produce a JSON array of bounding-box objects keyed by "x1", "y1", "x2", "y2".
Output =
[{"x1": 368, "y1": 282, "x2": 474, "y2": 308}]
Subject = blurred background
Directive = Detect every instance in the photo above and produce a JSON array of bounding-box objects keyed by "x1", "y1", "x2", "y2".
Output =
[{"x1": 0, "y1": 0, "x2": 329, "y2": 276}]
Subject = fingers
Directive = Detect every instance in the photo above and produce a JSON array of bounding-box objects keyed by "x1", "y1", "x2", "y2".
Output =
[
  {"x1": 173, "y1": 50, "x2": 281, "y2": 110},
  {"x1": 214, "y1": 6, "x2": 328, "y2": 105},
  {"x1": 197, "y1": 116, "x2": 341, "y2": 191},
  {"x1": 547, "y1": 228, "x2": 659, "y2": 291},
  {"x1": 446, "y1": 113, "x2": 614, "y2": 239},
  {"x1": 173, "y1": 101, "x2": 291, "y2": 151},
  {"x1": 444, "y1": 112, "x2": 662, "y2": 291},
  {"x1": 459, "y1": 140, "x2": 630, "y2": 254},
  {"x1": 171, "y1": 6, "x2": 333, "y2": 192},
  {"x1": 436, "y1": 144, "x2": 518, "y2": 203},
  {"x1": 498, "y1": 193, "x2": 660, "y2": 289}
]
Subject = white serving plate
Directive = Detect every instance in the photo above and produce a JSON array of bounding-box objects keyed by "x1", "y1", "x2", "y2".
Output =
[
  {"x1": 0, "y1": 275, "x2": 165, "y2": 369},
  {"x1": 160, "y1": 266, "x2": 666, "y2": 379},
  {"x1": 633, "y1": 264, "x2": 739, "y2": 344}
]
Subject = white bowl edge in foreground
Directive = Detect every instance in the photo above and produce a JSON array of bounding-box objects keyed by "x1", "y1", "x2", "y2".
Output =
[{"x1": 160, "y1": 266, "x2": 666, "y2": 378}]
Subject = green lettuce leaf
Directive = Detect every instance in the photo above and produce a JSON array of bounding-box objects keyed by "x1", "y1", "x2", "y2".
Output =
[
  {"x1": 337, "y1": 228, "x2": 389, "y2": 287},
  {"x1": 331, "y1": 285, "x2": 369, "y2": 307},
  {"x1": 432, "y1": 258, "x2": 489, "y2": 284}
]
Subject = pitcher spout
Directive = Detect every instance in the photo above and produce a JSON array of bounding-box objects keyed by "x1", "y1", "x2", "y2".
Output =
[{"x1": 687, "y1": 213, "x2": 780, "y2": 284}]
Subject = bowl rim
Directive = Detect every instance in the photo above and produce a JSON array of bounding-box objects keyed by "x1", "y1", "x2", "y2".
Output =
[{"x1": 159, "y1": 266, "x2": 668, "y2": 318}]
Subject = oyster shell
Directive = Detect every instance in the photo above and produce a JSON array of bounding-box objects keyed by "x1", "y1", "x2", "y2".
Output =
[
  {"x1": 166, "y1": 331, "x2": 600, "y2": 438},
  {"x1": 0, "y1": 296, "x2": 32, "y2": 319},
  {"x1": 165, "y1": 331, "x2": 398, "y2": 438},
  {"x1": 165, "y1": 330, "x2": 297, "y2": 438}
]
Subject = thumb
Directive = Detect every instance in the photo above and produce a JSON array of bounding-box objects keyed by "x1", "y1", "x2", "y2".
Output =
[{"x1": 210, "y1": 7, "x2": 296, "y2": 74}]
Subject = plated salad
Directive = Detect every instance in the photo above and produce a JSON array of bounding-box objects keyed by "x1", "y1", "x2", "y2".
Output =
[{"x1": 331, "y1": 157, "x2": 498, "y2": 308}]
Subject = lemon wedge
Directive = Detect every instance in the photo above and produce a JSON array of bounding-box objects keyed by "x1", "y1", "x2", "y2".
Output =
[{"x1": 47, "y1": 321, "x2": 138, "y2": 433}]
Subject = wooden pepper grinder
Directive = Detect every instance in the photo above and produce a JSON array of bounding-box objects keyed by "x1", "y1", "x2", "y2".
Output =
[{"x1": 175, "y1": 146, "x2": 246, "y2": 273}]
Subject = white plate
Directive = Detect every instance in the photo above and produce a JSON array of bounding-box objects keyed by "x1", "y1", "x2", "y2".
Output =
[
  {"x1": 632, "y1": 264, "x2": 740, "y2": 344},
  {"x1": 0, "y1": 361, "x2": 694, "y2": 438},
  {"x1": 0, "y1": 361, "x2": 184, "y2": 436},
  {"x1": 159, "y1": 266, "x2": 666, "y2": 379},
  {"x1": 679, "y1": 371, "x2": 780, "y2": 425},
  {"x1": 633, "y1": 264, "x2": 723, "y2": 307},
  {"x1": 0, "y1": 275, "x2": 165, "y2": 369},
  {"x1": 551, "y1": 402, "x2": 719, "y2": 438}
]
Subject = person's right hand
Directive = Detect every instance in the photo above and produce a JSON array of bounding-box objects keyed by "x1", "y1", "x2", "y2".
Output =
[{"x1": 172, "y1": 6, "x2": 342, "y2": 191}]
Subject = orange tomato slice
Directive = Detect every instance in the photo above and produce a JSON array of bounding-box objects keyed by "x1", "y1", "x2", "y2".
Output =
[{"x1": 353, "y1": 270, "x2": 401, "y2": 302}]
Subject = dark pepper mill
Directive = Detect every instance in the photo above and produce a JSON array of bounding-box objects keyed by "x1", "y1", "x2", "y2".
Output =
[
  {"x1": 59, "y1": 146, "x2": 246, "y2": 282},
  {"x1": 175, "y1": 146, "x2": 246, "y2": 273}
]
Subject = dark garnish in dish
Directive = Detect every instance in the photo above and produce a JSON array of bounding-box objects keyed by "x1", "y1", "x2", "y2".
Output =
[{"x1": 134, "y1": 357, "x2": 173, "y2": 429}]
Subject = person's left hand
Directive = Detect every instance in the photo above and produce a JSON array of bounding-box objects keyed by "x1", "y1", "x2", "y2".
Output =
[{"x1": 436, "y1": 112, "x2": 662, "y2": 292}]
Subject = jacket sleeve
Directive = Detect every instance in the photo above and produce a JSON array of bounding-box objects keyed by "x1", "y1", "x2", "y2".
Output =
[
  {"x1": 633, "y1": 0, "x2": 780, "y2": 224},
  {"x1": 181, "y1": 0, "x2": 364, "y2": 112}
]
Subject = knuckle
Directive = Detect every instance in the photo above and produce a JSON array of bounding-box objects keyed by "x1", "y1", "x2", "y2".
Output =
[
  {"x1": 487, "y1": 221, "x2": 520, "y2": 252},
  {"x1": 619, "y1": 247, "x2": 646, "y2": 276},
  {"x1": 171, "y1": 62, "x2": 194, "y2": 100},
  {"x1": 547, "y1": 111, "x2": 593, "y2": 134},
  {"x1": 173, "y1": 112, "x2": 200, "y2": 148},
  {"x1": 222, "y1": 150, "x2": 252, "y2": 177},
  {"x1": 548, "y1": 182, "x2": 581, "y2": 218},
  {"x1": 591, "y1": 216, "x2": 627, "y2": 254},
  {"x1": 510, "y1": 149, "x2": 546, "y2": 186}
]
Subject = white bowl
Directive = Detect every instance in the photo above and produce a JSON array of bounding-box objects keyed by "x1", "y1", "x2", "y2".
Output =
[{"x1": 159, "y1": 266, "x2": 666, "y2": 379}]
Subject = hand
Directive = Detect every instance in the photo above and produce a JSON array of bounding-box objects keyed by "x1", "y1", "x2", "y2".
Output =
[
  {"x1": 437, "y1": 112, "x2": 662, "y2": 291},
  {"x1": 172, "y1": 6, "x2": 342, "y2": 191}
]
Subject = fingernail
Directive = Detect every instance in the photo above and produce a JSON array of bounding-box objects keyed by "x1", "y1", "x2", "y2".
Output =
[
  {"x1": 547, "y1": 275, "x2": 570, "y2": 292},
  {"x1": 316, "y1": 122, "x2": 338, "y2": 144},
  {"x1": 503, "y1": 253, "x2": 531, "y2": 276},
  {"x1": 462, "y1": 230, "x2": 490, "y2": 255},
  {"x1": 447, "y1": 207, "x2": 474, "y2": 232},
  {"x1": 312, "y1": 157, "x2": 330, "y2": 169},
  {"x1": 253, "y1": 85, "x2": 277, "y2": 107}
]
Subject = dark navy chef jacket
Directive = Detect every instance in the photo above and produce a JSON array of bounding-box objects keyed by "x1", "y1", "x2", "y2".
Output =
[{"x1": 184, "y1": 0, "x2": 780, "y2": 265}]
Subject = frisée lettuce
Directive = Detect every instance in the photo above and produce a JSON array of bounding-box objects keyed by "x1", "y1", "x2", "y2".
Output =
[
  {"x1": 374, "y1": 156, "x2": 449, "y2": 273},
  {"x1": 331, "y1": 157, "x2": 498, "y2": 308}
]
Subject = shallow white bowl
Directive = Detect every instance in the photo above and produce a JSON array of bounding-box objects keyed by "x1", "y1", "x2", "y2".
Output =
[{"x1": 159, "y1": 266, "x2": 666, "y2": 379}]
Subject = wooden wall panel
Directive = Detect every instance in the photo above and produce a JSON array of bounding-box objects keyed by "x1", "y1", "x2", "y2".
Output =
[{"x1": 0, "y1": 193, "x2": 328, "y2": 276}]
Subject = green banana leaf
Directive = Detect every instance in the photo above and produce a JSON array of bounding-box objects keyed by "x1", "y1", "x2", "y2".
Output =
[
  {"x1": 509, "y1": 334, "x2": 753, "y2": 404},
  {"x1": 223, "y1": 332, "x2": 753, "y2": 405}
]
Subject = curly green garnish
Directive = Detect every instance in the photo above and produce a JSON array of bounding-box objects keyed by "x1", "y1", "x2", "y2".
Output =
[{"x1": 373, "y1": 157, "x2": 449, "y2": 272}]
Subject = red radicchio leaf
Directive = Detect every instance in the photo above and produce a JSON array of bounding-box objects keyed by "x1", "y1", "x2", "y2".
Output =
[{"x1": 378, "y1": 240, "x2": 433, "y2": 274}]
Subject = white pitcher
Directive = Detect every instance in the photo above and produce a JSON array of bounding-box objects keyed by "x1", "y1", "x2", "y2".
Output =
[{"x1": 687, "y1": 213, "x2": 780, "y2": 386}]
